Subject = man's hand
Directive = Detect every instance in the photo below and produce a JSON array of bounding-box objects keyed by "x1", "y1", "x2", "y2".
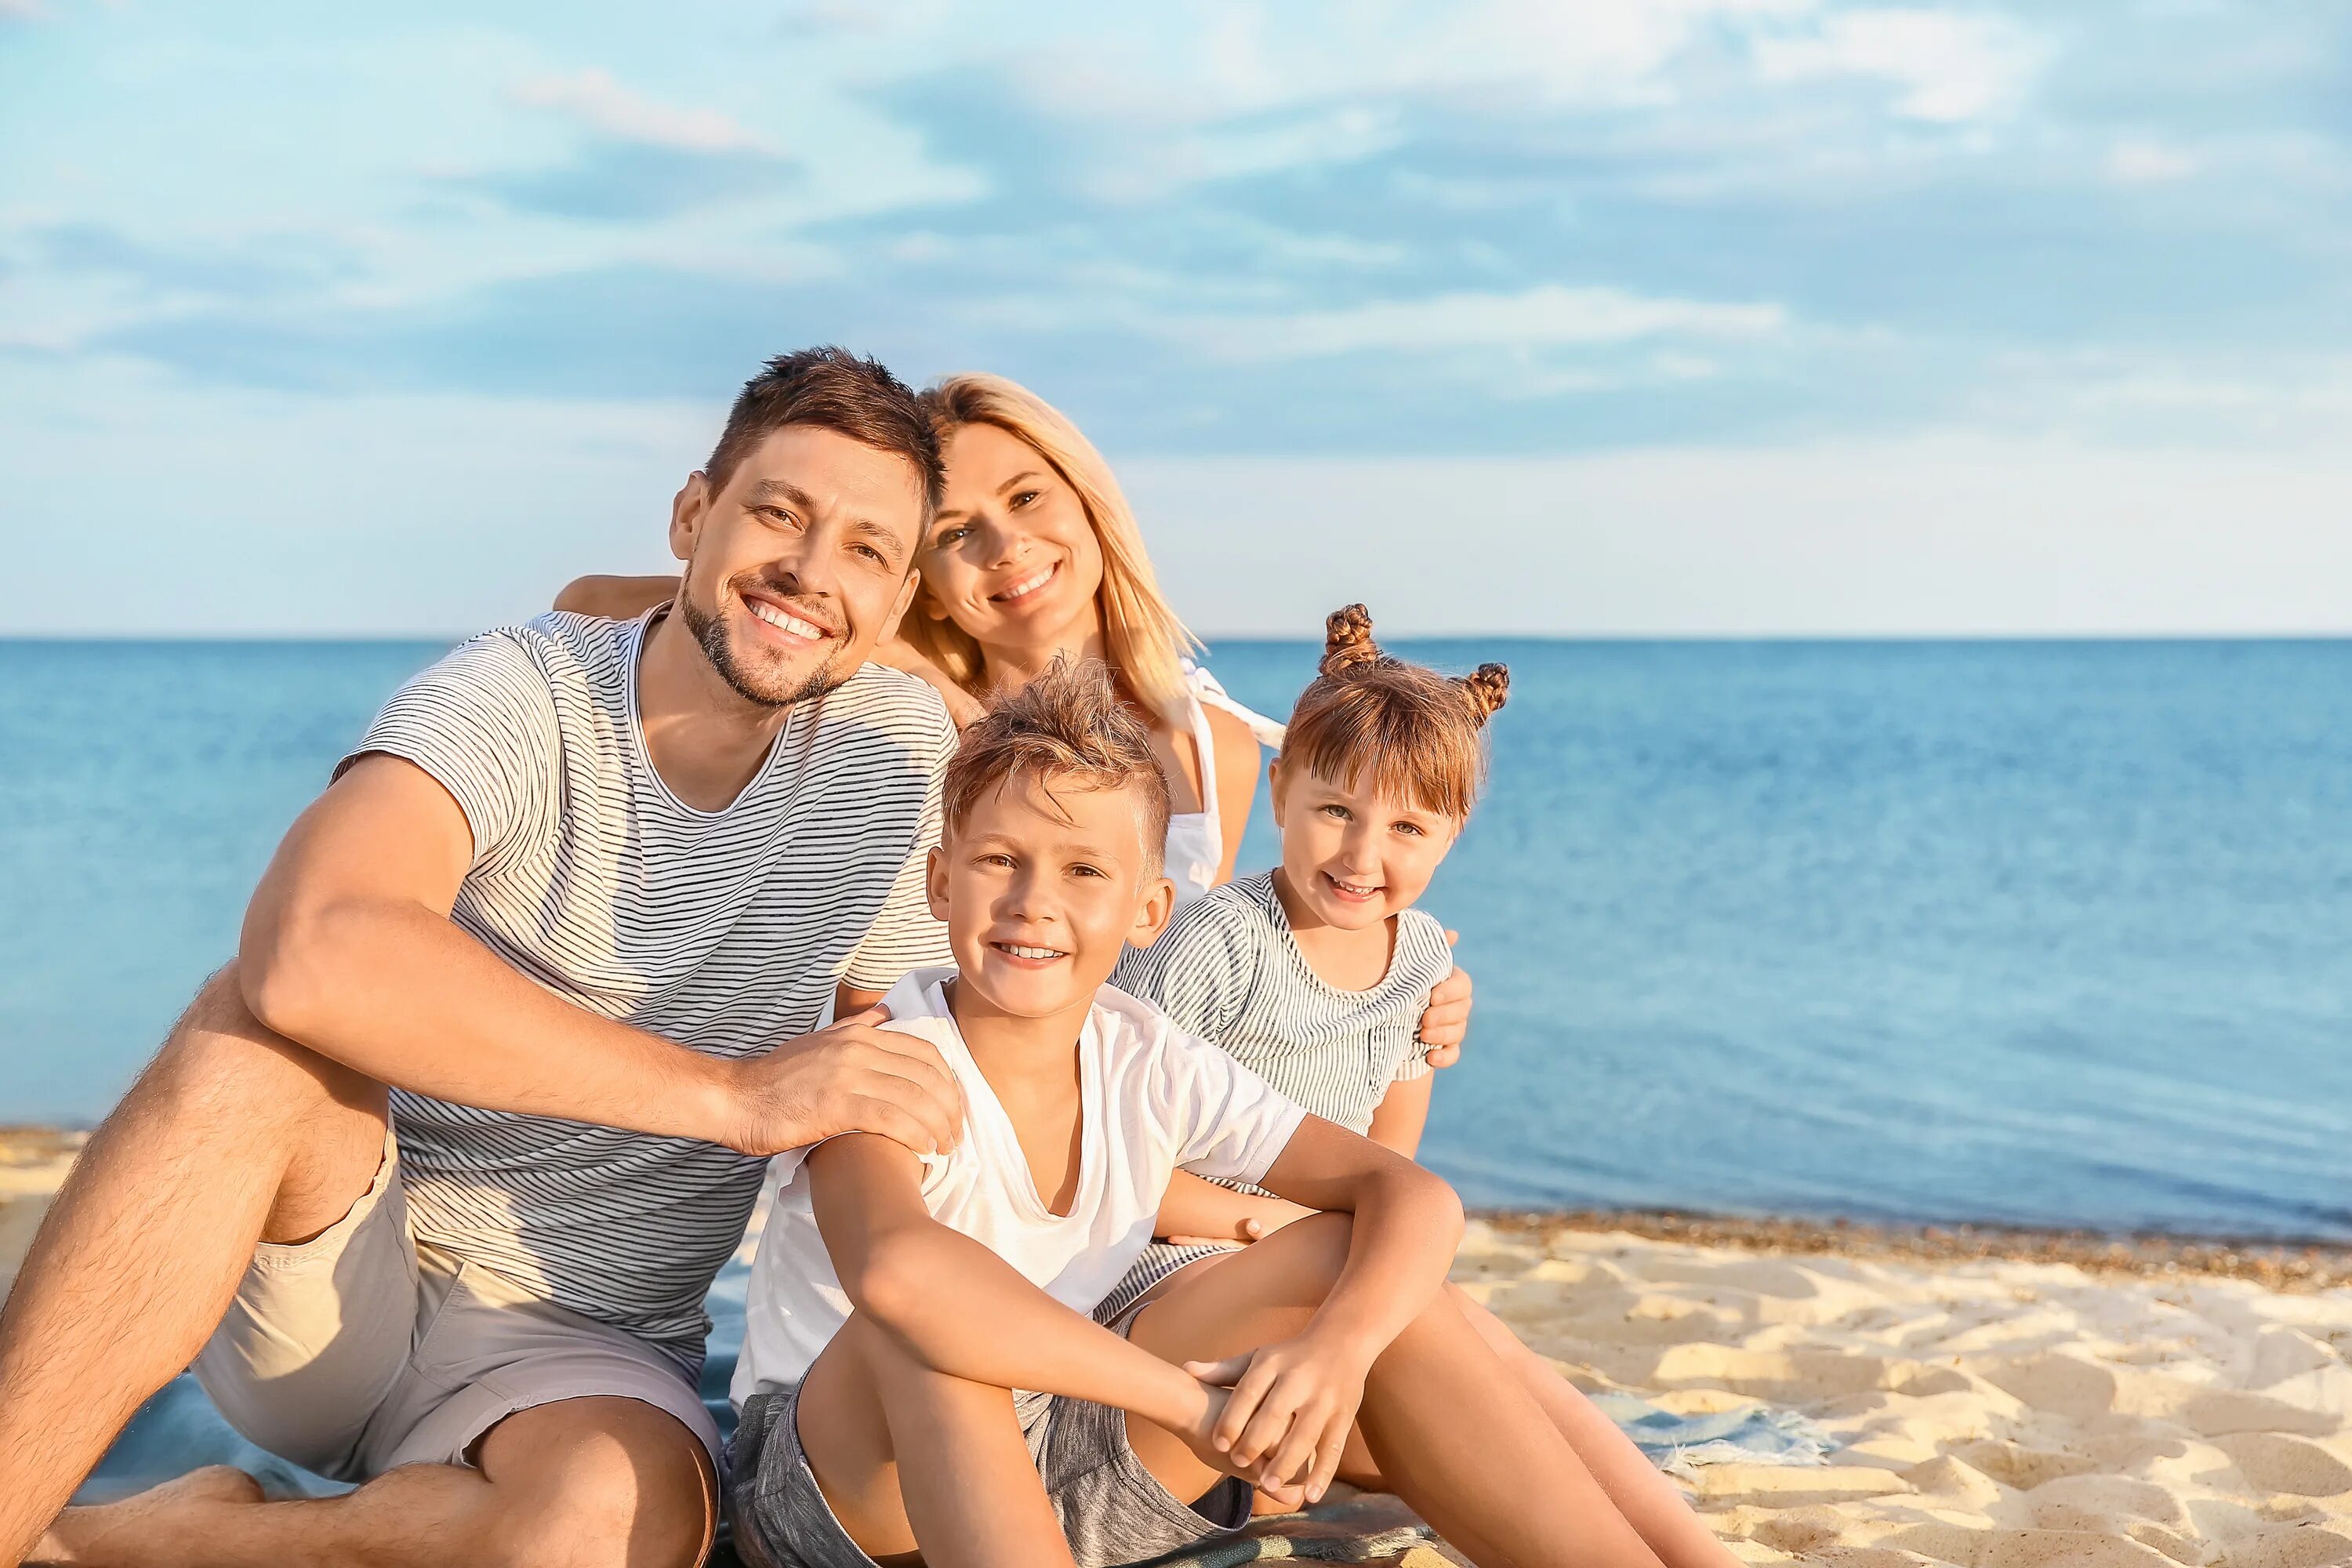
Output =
[
  {"x1": 1163, "y1": 1194, "x2": 1316, "y2": 1250},
  {"x1": 1415, "y1": 931, "x2": 1472, "y2": 1067},
  {"x1": 1185, "y1": 1330, "x2": 1374, "y2": 1507},
  {"x1": 716, "y1": 1005, "x2": 964, "y2": 1157}
]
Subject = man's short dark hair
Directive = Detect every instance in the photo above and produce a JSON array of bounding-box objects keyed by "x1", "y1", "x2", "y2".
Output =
[{"x1": 706, "y1": 347, "x2": 945, "y2": 521}]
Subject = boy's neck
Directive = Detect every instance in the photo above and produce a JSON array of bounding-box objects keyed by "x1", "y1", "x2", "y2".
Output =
[
  {"x1": 1270, "y1": 867, "x2": 1396, "y2": 988},
  {"x1": 943, "y1": 977, "x2": 1094, "y2": 1077}
]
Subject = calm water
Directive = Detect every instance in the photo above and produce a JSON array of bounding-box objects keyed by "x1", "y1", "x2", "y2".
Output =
[{"x1": 5, "y1": 637, "x2": 2349, "y2": 1240}]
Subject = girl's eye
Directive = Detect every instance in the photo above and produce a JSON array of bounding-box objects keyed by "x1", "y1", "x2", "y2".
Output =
[{"x1": 1393, "y1": 821, "x2": 1426, "y2": 837}]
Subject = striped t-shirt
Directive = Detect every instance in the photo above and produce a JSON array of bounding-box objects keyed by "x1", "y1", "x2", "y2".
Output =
[
  {"x1": 344, "y1": 610, "x2": 956, "y2": 1363},
  {"x1": 1098, "y1": 871, "x2": 1453, "y2": 1315}
]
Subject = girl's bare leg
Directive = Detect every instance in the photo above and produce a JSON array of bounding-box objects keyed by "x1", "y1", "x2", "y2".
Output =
[{"x1": 1120, "y1": 1215, "x2": 1667, "y2": 1568}]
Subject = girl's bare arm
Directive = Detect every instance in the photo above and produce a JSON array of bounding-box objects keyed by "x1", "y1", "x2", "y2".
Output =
[{"x1": 1364, "y1": 1072, "x2": 1433, "y2": 1160}]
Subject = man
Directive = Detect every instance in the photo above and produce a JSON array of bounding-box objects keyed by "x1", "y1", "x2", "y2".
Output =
[{"x1": 0, "y1": 348, "x2": 1028, "y2": 1567}]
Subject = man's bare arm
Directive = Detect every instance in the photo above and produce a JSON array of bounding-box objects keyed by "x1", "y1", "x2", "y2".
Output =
[{"x1": 240, "y1": 753, "x2": 961, "y2": 1156}]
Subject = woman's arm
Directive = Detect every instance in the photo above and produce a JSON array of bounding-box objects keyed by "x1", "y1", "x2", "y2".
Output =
[
  {"x1": 1364, "y1": 1073, "x2": 1433, "y2": 1160},
  {"x1": 554, "y1": 573, "x2": 679, "y2": 619},
  {"x1": 1203, "y1": 706, "x2": 1259, "y2": 885}
]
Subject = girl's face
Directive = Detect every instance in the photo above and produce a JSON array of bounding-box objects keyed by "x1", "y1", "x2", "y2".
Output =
[
  {"x1": 918, "y1": 422, "x2": 1105, "y2": 655},
  {"x1": 1269, "y1": 760, "x2": 1461, "y2": 933}
]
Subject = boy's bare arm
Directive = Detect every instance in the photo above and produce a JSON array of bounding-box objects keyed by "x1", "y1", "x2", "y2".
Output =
[
  {"x1": 1364, "y1": 1073, "x2": 1433, "y2": 1159},
  {"x1": 239, "y1": 754, "x2": 962, "y2": 1157},
  {"x1": 809, "y1": 1135, "x2": 1226, "y2": 1440},
  {"x1": 1184, "y1": 1117, "x2": 1464, "y2": 1501}
]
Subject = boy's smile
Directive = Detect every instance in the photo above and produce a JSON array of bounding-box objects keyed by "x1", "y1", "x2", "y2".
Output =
[{"x1": 929, "y1": 772, "x2": 1174, "y2": 1028}]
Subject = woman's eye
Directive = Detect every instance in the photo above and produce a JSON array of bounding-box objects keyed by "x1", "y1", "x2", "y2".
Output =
[
  {"x1": 933, "y1": 525, "x2": 967, "y2": 547},
  {"x1": 1011, "y1": 490, "x2": 1040, "y2": 510}
]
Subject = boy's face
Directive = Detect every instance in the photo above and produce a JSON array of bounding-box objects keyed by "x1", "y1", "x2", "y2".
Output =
[
  {"x1": 1269, "y1": 760, "x2": 1460, "y2": 932},
  {"x1": 927, "y1": 772, "x2": 1174, "y2": 1021}
]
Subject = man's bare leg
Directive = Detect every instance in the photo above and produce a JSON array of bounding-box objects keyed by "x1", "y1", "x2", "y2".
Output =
[
  {"x1": 0, "y1": 967, "x2": 387, "y2": 1563},
  {"x1": 789, "y1": 1314, "x2": 1075, "y2": 1568},
  {"x1": 1121, "y1": 1215, "x2": 1668, "y2": 1568},
  {"x1": 33, "y1": 1396, "x2": 711, "y2": 1568}
]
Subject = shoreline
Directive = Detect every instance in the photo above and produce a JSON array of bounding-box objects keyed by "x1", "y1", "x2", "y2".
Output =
[{"x1": 1479, "y1": 1207, "x2": 2352, "y2": 1293}]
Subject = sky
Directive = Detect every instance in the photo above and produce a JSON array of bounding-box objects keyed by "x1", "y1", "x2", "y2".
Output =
[{"x1": 2, "y1": 1, "x2": 2348, "y2": 637}]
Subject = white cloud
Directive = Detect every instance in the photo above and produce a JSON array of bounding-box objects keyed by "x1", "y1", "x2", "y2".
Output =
[
  {"x1": 1752, "y1": 9, "x2": 2045, "y2": 122},
  {"x1": 2107, "y1": 138, "x2": 2202, "y2": 183},
  {"x1": 512, "y1": 68, "x2": 776, "y2": 154},
  {"x1": 1188, "y1": 283, "x2": 1788, "y2": 361}
]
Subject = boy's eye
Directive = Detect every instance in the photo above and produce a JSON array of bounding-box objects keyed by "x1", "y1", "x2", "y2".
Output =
[
  {"x1": 1319, "y1": 804, "x2": 1349, "y2": 820},
  {"x1": 1069, "y1": 863, "x2": 1105, "y2": 878},
  {"x1": 976, "y1": 852, "x2": 1015, "y2": 868}
]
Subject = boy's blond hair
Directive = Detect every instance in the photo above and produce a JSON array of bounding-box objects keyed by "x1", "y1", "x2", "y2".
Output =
[
  {"x1": 942, "y1": 656, "x2": 1174, "y2": 872},
  {"x1": 1281, "y1": 604, "x2": 1510, "y2": 822},
  {"x1": 914, "y1": 373, "x2": 1199, "y2": 722}
]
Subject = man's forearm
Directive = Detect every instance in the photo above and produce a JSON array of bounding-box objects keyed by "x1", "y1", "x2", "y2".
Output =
[{"x1": 242, "y1": 895, "x2": 733, "y2": 1144}]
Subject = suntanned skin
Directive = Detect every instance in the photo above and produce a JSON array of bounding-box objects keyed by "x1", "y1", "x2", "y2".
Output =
[
  {"x1": 786, "y1": 769, "x2": 1667, "y2": 1568},
  {"x1": 1, "y1": 423, "x2": 976, "y2": 1568},
  {"x1": 1112, "y1": 758, "x2": 1741, "y2": 1568}
]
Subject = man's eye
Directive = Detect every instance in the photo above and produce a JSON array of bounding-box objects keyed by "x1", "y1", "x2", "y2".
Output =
[
  {"x1": 759, "y1": 506, "x2": 799, "y2": 528},
  {"x1": 851, "y1": 543, "x2": 887, "y2": 564}
]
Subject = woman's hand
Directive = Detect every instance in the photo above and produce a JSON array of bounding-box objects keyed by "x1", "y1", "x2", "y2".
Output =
[
  {"x1": 1163, "y1": 1194, "x2": 1316, "y2": 1250},
  {"x1": 1416, "y1": 932, "x2": 1473, "y2": 1068},
  {"x1": 1185, "y1": 1330, "x2": 1374, "y2": 1506}
]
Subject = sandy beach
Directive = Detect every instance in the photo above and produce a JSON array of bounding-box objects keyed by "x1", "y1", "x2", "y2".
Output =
[{"x1": 8, "y1": 1131, "x2": 2351, "y2": 1566}]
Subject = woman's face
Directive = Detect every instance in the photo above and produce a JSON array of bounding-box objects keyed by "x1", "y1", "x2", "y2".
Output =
[{"x1": 918, "y1": 422, "x2": 1105, "y2": 654}]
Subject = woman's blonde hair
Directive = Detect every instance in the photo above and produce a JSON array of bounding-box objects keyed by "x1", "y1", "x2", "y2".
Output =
[
  {"x1": 911, "y1": 373, "x2": 1199, "y2": 720},
  {"x1": 1281, "y1": 604, "x2": 1510, "y2": 822}
]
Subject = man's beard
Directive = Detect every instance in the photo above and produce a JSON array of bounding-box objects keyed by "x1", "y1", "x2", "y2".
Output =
[{"x1": 678, "y1": 570, "x2": 852, "y2": 709}]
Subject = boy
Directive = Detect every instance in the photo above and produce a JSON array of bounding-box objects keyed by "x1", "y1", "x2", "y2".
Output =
[{"x1": 728, "y1": 659, "x2": 1665, "y2": 1568}]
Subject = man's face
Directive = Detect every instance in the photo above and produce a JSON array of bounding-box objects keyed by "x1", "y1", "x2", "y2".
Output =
[
  {"x1": 670, "y1": 425, "x2": 927, "y2": 707},
  {"x1": 927, "y1": 773, "x2": 1174, "y2": 1022}
]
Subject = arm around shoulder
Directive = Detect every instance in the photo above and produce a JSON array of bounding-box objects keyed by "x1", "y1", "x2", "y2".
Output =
[
  {"x1": 554, "y1": 573, "x2": 679, "y2": 619},
  {"x1": 1205, "y1": 704, "x2": 1259, "y2": 885}
]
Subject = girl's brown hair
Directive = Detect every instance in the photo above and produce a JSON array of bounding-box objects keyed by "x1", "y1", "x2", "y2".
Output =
[
  {"x1": 909, "y1": 373, "x2": 1199, "y2": 722},
  {"x1": 1279, "y1": 604, "x2": 1508, "y2": 822}
]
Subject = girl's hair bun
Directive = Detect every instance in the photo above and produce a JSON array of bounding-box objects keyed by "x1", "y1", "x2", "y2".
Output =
[
  {"x1": 1320, "y1": 603, "x2": 1381, "y2": 678},
  {"x1": 1459, "y1": 662, "x2": 1510, "y2": 725}
]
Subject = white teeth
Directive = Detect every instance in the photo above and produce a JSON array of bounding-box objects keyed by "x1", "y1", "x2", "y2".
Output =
[
  {"x1": 995, "y1": 564, "x2": 1054, "y2": 601},
  {"x1": 1330, "y1": 877, "x2": 1380, "y2": 897},
  {"x1": 1000, "y1": 943, "x2": 1066, "y2": 960},
  {"x1": 750, "y1": 601, "x2": 827, "y2": 640}
]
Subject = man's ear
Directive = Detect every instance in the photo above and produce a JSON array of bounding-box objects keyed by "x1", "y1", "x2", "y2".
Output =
[
  {"x1": 924, "y1": 843, "x2": 951, "y2": 923},
  {"x1": 669, "y1": 471, "x2": 713, "y2": 564},
  {"x1": 880, "y1": 566, "x2": 922, "y2": 644},
  {"x1": 1127, "y1": 873, "x2": 1177, "y2": 953}
]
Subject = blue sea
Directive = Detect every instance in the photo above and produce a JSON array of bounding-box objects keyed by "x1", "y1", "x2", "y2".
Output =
[{"x1": 5, "y1": 637, "x2": 2350, "y2": 1242}]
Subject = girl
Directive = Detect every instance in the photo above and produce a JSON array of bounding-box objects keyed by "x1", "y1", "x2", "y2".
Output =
[{"x1": 1113, "y1": 604, "x2": 1738, "y2": 1568}]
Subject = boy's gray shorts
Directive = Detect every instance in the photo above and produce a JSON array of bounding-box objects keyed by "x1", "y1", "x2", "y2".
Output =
[{"x1": 729, "y1": 1305, "x2": 1250, "y2": 1568}]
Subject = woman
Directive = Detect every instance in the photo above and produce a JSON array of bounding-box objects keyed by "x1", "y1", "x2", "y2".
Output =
[{"x1": 559, "y1": 372, "x2": 1472, "y2": 1040}]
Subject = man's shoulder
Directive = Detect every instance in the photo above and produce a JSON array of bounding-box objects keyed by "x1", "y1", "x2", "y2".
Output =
[{"x1": 820, "y1": 663, "x2": 957, "y2": 752}]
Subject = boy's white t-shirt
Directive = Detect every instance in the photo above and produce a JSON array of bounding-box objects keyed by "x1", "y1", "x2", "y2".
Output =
[{"x1": 731, "y1": 967, "x2": 1309, "y2": 1403}]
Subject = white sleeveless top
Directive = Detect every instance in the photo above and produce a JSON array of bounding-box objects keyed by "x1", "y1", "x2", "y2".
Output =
[{"x1": 1164, "y1": 662, "x2": 1287, "y2": 906}]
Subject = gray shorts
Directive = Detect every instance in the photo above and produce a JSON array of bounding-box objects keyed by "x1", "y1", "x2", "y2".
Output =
[
  {"x1": 728, "y1": 1307, "x2": 1250, "y2": 1568},
  {"x1": 191, "y1": 1129, "x2": 723, "y2": 1484}
]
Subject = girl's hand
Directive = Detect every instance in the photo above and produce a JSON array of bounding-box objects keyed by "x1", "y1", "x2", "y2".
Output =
[
  {"x1": 1164, "y1": 1196, "x2": 1316, "y2": 1250},
  {"x1": 1416, "y1": 934, "x2": 1472, "y2": 1067},
  {"x1": 1185, "y1": 1333, "x2": 1373, "y2": 1506}
]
